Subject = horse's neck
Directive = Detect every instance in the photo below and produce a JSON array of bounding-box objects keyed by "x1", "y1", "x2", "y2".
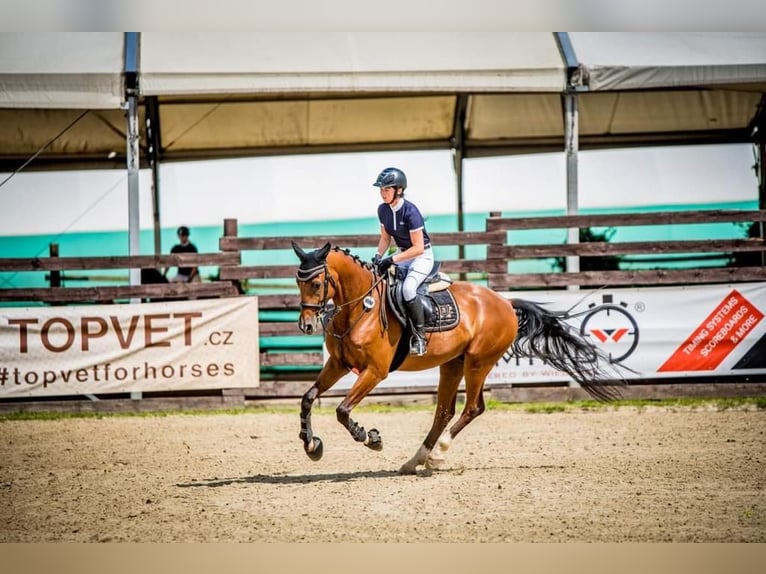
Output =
[{"x1": 328, "y1": 253, "x2": 371, "y2": 304}]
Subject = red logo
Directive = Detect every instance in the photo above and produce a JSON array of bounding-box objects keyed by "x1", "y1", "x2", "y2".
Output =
[
  {"x1": 659, "y1": 289, "x2": 764, "y2": 372},
  {"x1": 590, "y1": 328, "x2": 630, "y2": 343}
]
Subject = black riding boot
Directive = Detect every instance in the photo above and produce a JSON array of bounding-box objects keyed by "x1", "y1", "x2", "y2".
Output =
[{"x1": 404, "y1": 297, "x2": 427, "y2": 356}]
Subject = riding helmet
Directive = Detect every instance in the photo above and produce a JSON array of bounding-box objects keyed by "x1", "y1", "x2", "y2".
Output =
[{"x1": 373, "y1": 167, "x2": 407, "y2": 190}]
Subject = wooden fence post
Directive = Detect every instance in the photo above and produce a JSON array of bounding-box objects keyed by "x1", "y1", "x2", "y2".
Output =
[
  {"x1": 222, "y1": 219, "x2": 243, "y2": 295},
  {"x1": 48, "y1": 242, "x2": 66, "y2": 306},
  {"x1": 486, "y1": 212, "x2": 505, "y2": 291},
  {"x1": 223, "y1": 218, "x2": 238, "y2": 240},
  {"x1": 49, "y1": 243, "x2": 60, "y2": 288}
]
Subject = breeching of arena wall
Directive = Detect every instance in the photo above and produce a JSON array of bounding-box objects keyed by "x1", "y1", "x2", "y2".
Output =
[
  {"x1": 328, "y1": 282, "x2": 766, "y2": 389},
  {"x1": 0, "y1": 297, "x2": 259, "y2": 398}
]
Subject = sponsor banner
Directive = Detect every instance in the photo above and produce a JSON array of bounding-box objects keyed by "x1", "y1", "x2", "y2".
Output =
[
  {"x1": 492, "y1": 283, "x2": 766, "y2": 384},
  {"x1": 0, "y1": 297, "x2": 260, "y2": 397},
  {"x1": 658, "y1": 289, "x2": 764, "y2": 372},
  {"x1": 328, "y1": 283, "x2": 766, "y2": 389}
]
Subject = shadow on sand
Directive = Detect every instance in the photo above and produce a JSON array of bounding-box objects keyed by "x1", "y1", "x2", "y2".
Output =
[
  {"x1": 176, "y1": 469, "x2": 402, "y2": 488},
  {"x1": 176, "y1": 463, "x2": 566, "y2": 488}
]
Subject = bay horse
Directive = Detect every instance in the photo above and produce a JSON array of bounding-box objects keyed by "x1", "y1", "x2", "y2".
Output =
[{"x1": 292, "y1": 241, "x2": 625, "y2": 474}]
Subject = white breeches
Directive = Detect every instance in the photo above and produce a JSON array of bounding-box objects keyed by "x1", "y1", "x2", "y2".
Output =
[{"x1": 397, "y1": 248, "x2": 434, "y2": 302}]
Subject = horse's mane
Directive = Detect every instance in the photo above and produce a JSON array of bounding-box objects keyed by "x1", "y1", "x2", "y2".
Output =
[{"x1": 330, "y1": 246, "x2": 374, "y2": 272}]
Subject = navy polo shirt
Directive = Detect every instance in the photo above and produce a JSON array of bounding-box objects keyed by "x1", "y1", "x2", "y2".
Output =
[{"x1": 377, "y1": 199, "x2": 431, "y2": 250}]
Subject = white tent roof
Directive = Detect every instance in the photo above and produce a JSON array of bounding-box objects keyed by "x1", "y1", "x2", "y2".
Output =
[
  {"x1": 571, "y1": 32, "x2": 766, "y2": 91},
  {"x1": 1, "y1": 32, "x2": 764, "y2": 171},
  {"x1": 140, "y1": 32, "x2": 566, "y2": 94},
  {"x1": 0, "y1": 33, "x2": 124, "y2": 109},
  {"x1": 135, "y1": 32, "x2": 568, "y2": 162}
]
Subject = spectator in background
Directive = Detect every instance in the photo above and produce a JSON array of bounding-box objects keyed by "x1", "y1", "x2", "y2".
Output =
[{"x1": 164, "y1": 225, "x2": 200, "y2": 283}]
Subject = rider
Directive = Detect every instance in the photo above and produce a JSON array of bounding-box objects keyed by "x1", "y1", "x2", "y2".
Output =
[{"x1": 372, "y1": 167, "x2": 433, "y2": 356}]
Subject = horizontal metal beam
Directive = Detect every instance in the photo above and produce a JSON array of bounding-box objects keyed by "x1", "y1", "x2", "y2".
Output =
[{"x1": 2, "y1": 128, "x2": 755, "y2": 173}]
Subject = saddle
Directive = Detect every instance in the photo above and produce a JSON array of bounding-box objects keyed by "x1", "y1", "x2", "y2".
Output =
[{"x1": 386, "y1": 261, "x2": 460, "y2": 332}]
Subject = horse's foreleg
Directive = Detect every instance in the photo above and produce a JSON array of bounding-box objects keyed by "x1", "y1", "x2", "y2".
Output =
[
  {"x1": 400, "y1": 357, "x2": 463, "y2": 475},
  {"x1": 299, "y1": 357, "x2": 348, "y2": 461},
  {"x1": 335, "y1": 368, "x2": 386, "y2": 451}
]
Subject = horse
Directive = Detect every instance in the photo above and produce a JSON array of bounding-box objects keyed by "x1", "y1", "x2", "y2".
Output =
[{"x1": 291, "y1": 241, "x2": 626, "y2": 474}]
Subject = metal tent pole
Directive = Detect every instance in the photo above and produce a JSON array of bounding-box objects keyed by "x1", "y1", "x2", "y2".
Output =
[
  {"x1": 555, "y1": 32, "x2": 585, "y2": 289},
  {"x1": 124, "y1": 32, "x2": 142, "y2": 401},
  {"x1": 125, "y1": 32, "x2": 141, "y2": 287},
  {"x1": 564, "y1": 92, "x2": 580, "y2": 282},
  {"x1": 759, "y1": 137, "x2": 766, "y2": 266},
  {"x1": 747, "y1": 95, "x2": 766, "y2": 265},
  {"x1": 146, "y1": 96, "x2": 162, "y2": 255},
  {"x1": 452, "y1": 94, "x2": 469, "y2": 280},
  {"x1": 127, "y1": 96, "x2": 140, "y2": 285}
]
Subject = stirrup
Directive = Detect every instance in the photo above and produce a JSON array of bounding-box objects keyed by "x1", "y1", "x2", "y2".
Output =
[{"x1": 409, "y1": 335, "x2": 426, "y2": 356}]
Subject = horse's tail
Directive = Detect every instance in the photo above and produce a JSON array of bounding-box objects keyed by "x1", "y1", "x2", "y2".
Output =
[{"x1": 510, "y1": 298, "x2": 627, "y2": 401}]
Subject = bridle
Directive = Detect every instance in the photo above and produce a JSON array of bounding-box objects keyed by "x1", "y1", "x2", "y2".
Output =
[
  {"x1": 296, "y1": 261, "x2": 386, "y2": 340},
  {"x1": 296, "y1": 263, "x2": 336, "y2": 314}
]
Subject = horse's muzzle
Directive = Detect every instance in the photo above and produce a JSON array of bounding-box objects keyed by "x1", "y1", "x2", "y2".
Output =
[{"x1": 298, "y1": 313, "x2": 319, "y2": 335}]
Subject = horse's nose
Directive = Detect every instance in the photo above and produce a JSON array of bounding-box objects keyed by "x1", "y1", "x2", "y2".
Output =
[{"x1": 299, "y1": 315, "x2": 315, "y2": 335}]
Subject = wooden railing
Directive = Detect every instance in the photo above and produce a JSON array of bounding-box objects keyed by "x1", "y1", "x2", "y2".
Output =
[
  {"x1": 218, "y1": 211, "x2": 766, "y2": 373},
  {"x1": 1, "y1": 210, "x2": 764, "y2": 379},
  {"x1": 0, "y1": 251, "x2": 241, "y2": 303},
  {"x1": 485, "y1": 209, "x2": 766, "y2": 289},
  {"x1": 217, "y1": 218, "x2": 504, "y2": 370}
]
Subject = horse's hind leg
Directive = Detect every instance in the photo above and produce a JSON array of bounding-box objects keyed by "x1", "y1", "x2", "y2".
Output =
[
  {"x1": 399, "y1": 357, "x2": 463, "y2": 475},
  {"x1": 426, "y1": 357, "x2": 492, "y2": 470}
]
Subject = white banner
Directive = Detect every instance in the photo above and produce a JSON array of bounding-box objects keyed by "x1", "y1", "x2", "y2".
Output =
[
  {"x1": 489, "y1": 282, "x2": 766, "y2": 384},
  {"x1": 329, "y1": 283, "x2": 766, "y2": 389},
  {"x1": 0, "y1": 297, "x2": 260, "y2": 397}
]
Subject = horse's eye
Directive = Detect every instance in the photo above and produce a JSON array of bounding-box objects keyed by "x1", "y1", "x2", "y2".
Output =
[{"x1": 311, "y1": 280, "x2": 321, "y2": 292}]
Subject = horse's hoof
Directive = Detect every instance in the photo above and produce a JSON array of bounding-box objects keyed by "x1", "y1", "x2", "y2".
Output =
[
  {"x1": 425, "y1": 456, "x2": 446, "y2": 470},
  {"x1": 398, "y1": 463, "x2": 417, "y2": 475},
  {"x1": 365, "y1": 428, "x2": 383, "y2": 451},
  {"x1": 305, "y1": 437, "x2": 324, "y2": 461}
]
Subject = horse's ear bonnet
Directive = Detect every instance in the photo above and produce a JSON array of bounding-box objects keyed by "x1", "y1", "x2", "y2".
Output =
[{"x1": 294, "y1": 242, "x2": 332, "y2": 280}]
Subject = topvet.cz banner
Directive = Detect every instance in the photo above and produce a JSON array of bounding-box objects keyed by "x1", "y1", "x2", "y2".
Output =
[
  {"x1": 0, "y1": 296, "x2": 260, "y2": 397},
  {"x1": 329, "y1": 282, "x2": 766, "y2": 389}
]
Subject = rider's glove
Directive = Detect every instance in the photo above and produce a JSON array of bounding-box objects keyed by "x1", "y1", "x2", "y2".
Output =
[{"x1": 376, "y1": 256, "x2": 394, "y2": 275}]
